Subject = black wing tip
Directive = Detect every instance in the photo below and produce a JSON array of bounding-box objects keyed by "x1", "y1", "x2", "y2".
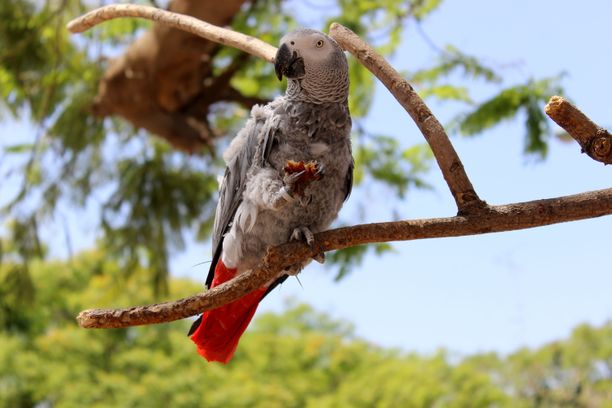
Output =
[{"x1": 187, "y1": 315, "x2": 203, "y2": 337}]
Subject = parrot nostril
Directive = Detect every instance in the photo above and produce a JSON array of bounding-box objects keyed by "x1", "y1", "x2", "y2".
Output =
[{"x1": 290, "y1": 41, "x2": 295, "y2": 45}]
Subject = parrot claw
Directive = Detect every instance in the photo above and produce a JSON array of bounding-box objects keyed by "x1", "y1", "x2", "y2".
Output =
[
  {"x1": 290, "y1": 226, "x2": 325, "y2": 263},
  {"x1": 290, "y1": 226, "x2": 315, "y2": 247},
  {"x1": 315, "y1": 162, "x2": 325, "y2": 178},
  {"x1": 283, "y1": 170, "x2": 306, "y2": 192},
  {"x1": 272, "y1": 170, "x2": 307, "y2": 207},
  {"x1": 298, "y1": 194, "x2": 312, "y2": 207}
]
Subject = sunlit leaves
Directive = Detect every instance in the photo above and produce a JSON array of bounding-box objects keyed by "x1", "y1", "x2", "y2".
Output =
[
  {"x1": 348, "y1": 58, "x2": 375, "y2": 117},
  {"x1": 2, "y1": 251, "x2": 611, "y2": 406},
  {"x1": 412, "y1": 46, "x2": 501, "y2": 104},
  {"x1": 412, "y1": 46, "x2": 501, "y2": 85},
  {"x1": 418, "y1": 84, "x2": 472, "y2": 103},
  {"x1": 456, "y1": 77, "x2": 564, "y2": 157},
  {"x1": 229, "y1": 0, "x2": 290, "y2": 101},
  {"x1": 1, "y1": 217, "x2": 45, "y2": 262},
  {"x1": 354, "y1": 136, "x2": 432, "y2": 197},
  {"x1": 49, "y1": 81, "x2": 105, "y2": 155},
  {"x1": 102, "y1": 144, "x2": 218, "y2": 294},
  {"x1": 411, "y1": 0, "x2": 444, "y2": 20},
  {"x1": 0, "y1": 264, "x2": 35, "y2": 332},
  {"x1": 0, "y1": 0, "x2": 82, "y2": 121}
]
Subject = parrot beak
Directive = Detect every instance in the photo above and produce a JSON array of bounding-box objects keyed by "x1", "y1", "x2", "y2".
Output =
[{"x1": 275, "y1": 43, "x2": 305, "y2": 81}]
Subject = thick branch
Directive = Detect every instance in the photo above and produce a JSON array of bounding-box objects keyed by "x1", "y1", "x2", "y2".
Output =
[
  {"x1": 329, "y1": 23, "x2": 485, "y2": 214},
  {"x1": 77, "y1": 187, "x2": 612, "y2": 328},
  {"x1": 545, "y1": 96, "x2": 612, "y2": 165},
  {"x1": 67, "y1": 4, "x2": 277, "y2": 62}
]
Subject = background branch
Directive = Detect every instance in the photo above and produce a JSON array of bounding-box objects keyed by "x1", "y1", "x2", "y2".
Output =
[{"x1": 67, "y1": 4, "x2": 277, "y2": 62}]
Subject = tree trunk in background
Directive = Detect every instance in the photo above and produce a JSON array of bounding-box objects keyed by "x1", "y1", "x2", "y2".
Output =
[{"x1": 91, "y1": 0, "x2": 248, "y2": 153}]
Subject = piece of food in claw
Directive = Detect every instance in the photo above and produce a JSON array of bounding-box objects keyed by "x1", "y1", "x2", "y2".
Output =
[{"x1": 284, "y1": 160, "x2": 322, "y2": 195}]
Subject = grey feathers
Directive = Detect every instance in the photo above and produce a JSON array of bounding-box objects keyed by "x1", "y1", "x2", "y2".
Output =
[{"x1": 208, "y1": 28, "x2": 353, "y2": 281}]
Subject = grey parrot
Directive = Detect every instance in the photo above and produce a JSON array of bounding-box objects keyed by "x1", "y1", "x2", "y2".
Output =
[{"x1": 189, "y1": 29, "x2": 353, "y2": 363}]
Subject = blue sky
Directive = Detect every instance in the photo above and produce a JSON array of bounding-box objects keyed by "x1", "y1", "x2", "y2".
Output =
[{"x1": 2, "y1": 0, "x2": 611, "y2": 356}]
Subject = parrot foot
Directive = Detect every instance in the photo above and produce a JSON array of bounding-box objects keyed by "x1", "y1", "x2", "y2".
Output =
[
  {"x1": 271, "y1": 170, "x2": 306, "y2": 209},
  {"x1": 290, "y1": 227, "x2": 325, "y2": 264},
  {"x1": 281, "y1": 161, "x2": 324, "y2": 204},
  {"x1": 314, "y1": 162, "x2": 325, "y2": 178},
  {"x1": 290, "y1": 226, "x2": 315, "y2": 246},
  {"x1": 283, "y1": 170, "x2": 306, "y2": 196}
]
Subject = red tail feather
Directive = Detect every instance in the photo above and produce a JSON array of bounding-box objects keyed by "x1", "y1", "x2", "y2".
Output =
[{"x1": 190, "y1": 260, "x2": 267, "y2": 363}]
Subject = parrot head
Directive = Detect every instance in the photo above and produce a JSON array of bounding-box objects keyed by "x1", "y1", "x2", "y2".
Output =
[{"x1": 275, "y1": 29, "x2": 349, "y2": 103}]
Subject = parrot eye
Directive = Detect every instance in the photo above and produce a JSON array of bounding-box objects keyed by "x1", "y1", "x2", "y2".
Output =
[{"x1": 315, "y1": 39, "x2": 324, "y2": 48}]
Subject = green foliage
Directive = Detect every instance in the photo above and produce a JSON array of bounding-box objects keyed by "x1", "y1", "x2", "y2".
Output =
[
  {"x1": 412, "y1": 46, "x2": 502, "y2": 104},
  {"x1": 1, "y1": 252, "x2": 611, "y2": 407},
  {"x1": 101, "y1": 143, "x2": 218, "y2": 294},
  {"x1": 412, "y1": 46, "x2": 501, "y2": 86},
  {"x1": 0, "y1": 264, "x2": 35, "y2": 333},
  {"x1": 419, "y1": 84, "x2": 472, "y2": 103},
  {"x1": 410, "y1": 45, "x2": 564, "y2": 159},
  {"x1": 354, "y1": 137, "x2": 433, "y2": 197},
  {"x1": 455, "y1": 77, "x2": 564, "y2": 158}
]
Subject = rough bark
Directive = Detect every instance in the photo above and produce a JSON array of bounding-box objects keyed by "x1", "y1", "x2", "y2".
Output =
[{"x1": 90, "y1": 0, "x2": 248, "y2": 153}]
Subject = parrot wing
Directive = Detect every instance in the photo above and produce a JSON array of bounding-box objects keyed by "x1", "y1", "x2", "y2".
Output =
[
  {"x1": 344, "y1": 159, "x2": 354, "y2": 202},
  {"x1": 206, "y1": 108, "x2": 277, "y2": 288},
  {"x1": 187, "y1": 109, "x2": 277, "y2": 340}
]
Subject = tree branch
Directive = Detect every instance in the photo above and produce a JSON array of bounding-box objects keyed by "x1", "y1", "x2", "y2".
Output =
[
  {"x1": 78, "y1": 187, "x2": 612, "y2": 328},
  {"x1": 66, "y1": 4, "x2": 277, "y2": 62},
  {"x1": 545, "y1": 96, "x2": 612, "y2": 165},
  {"x1": 329, "y1": 23, "x2": 486, "y2": 214}
]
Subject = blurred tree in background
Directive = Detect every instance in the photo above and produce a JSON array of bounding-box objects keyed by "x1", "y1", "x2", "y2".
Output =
[{"x1": 1, "y1": 251, "x2": 611, "y2": 407}]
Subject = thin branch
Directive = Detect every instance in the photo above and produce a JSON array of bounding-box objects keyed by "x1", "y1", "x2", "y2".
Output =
[
  {"x1": 328, "y1": 23, "x2": 486, "y2": 214},
  {"x1": 66, "y1": 4, "x2": 277, "y2": 62},
  {"x1": 77, "y1": 187, "x2": 612, "y2": 328},
  {"x1": 545, "y1": 96, "x2": 612, "y2": 165}
]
